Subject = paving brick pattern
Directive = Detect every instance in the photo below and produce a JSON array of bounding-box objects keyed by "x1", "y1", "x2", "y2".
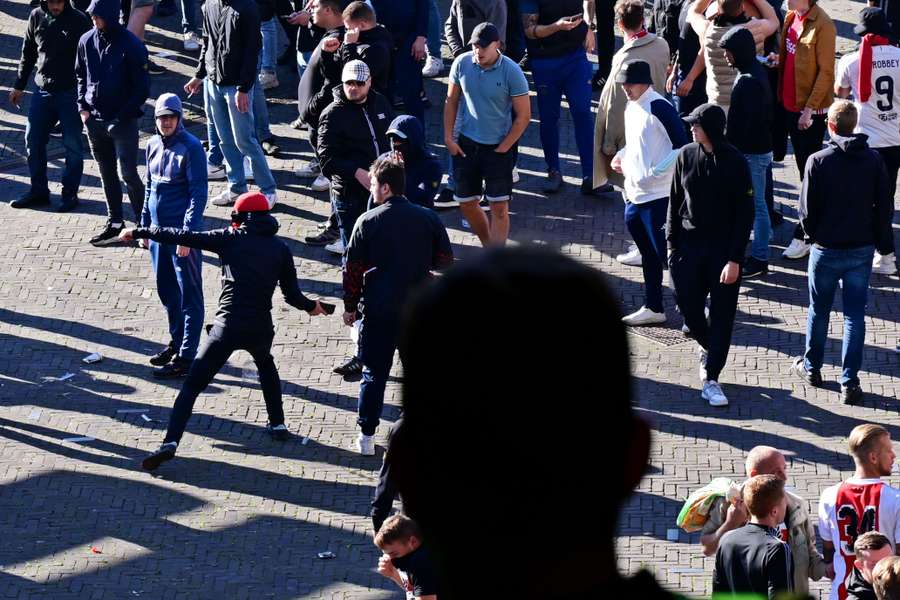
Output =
[{"x1": 0, "y1": 0, "x2": 897, "y2": 597}]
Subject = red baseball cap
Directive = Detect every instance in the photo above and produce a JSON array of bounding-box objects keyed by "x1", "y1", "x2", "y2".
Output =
[{"x1": 233, "y1": 191, "x2": 270, "y2": 213}]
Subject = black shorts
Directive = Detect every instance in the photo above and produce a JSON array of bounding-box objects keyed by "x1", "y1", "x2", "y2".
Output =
[{"x1": 452, "y1": 134, "x2": 516, "y2": 204}]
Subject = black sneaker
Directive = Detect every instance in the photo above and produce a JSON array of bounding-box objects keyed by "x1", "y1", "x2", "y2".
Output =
[
  {"x1": 581, "y1": 177, "x2": 610, "y2": 196},
  {"x1": 333, "y1": 356, "x2": 363, "y2": 377},
  {"x1": 148, "y1": 59, "x2": 166, "y2": 75},
  {"x1": 149, "y1": 343, "x2": 177, "y2": 366},
  {"x1": 152, "y1": 358, "x2": 191, "y2": 380},
  {"x1": 89, "y1": 221, "x2": 124, "y2": 247},
  {"x1": 591, "y1": 73, "x2": 606, "y2": 92},
  {"x1": 433, "y1": 188, "x2": 459, "y2": 209},
  {"x1": 842, "y1": 384, "x2": 864, "y2": 406},
  {"x1": 142, "y1": 442, "x2": 177, "y2": 471},
  {"x1": 542, "y1": 170, "x2": 563, "y2": 194},
  {"x1": 261, "y1": 139, "x2": 280, "y2": 156},
  {"x1": 304, "y1": 228, "x2": 339, "y2": 246},
  {"x1": 267, "y1": 422, "x2": 290, "y2": 441},
  {"x1": 742, "y1": 257, "x2": 768, "y2": 278},
  {"x1": 11, "y1": 191, "x2": 50, "y2": 209},
  {"x1": 681, "y1": 323, "x2": 693, "y2": 337},
  {"x1": 56, "y1": 194, "x2": 79, "y2": 213},
  {"x1": 790, "y1": 357, "x2": 823, "y2": 387}
]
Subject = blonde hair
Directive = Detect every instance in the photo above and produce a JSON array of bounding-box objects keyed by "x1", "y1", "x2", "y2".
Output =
[
  {"x1": 873, "y1": 556, "x2": 900, "y2": 599},
  {"x1": 828, "y1": 99, "x2": 859, "y2": 136},
  {"x1": 742, "y1": 475, "x2": 785, "y2": 519},
  {"x1": 849, "y1": 424, "x2": 890, "y2": 465}
]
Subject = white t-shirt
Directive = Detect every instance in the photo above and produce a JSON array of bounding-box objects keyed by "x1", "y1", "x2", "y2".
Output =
[
  {"x1": 837, "y1": 46, "x2": 900, "y2": 148},
  {"x1": 819, "y1": 478, "x2": 900, "y2": 600}
]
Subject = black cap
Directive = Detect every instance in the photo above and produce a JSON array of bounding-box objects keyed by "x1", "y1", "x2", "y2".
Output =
[
  {"x1": 469, "y1": 22, "x2": 500, "y2": 48},
  {"x1": 855, "y1": 7, "x2": 892, "y2": 36},
  {"x1": 683, "y1": 103, "x2": 727, "y2": 137},
  {"x1": 614, "y1": 60, "x2": 653, "y2": 85}
]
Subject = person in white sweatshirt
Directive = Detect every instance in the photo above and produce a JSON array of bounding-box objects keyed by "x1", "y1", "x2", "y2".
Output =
[{"x1": 611, "y1": 60, "x2": 689, "y2": 326}]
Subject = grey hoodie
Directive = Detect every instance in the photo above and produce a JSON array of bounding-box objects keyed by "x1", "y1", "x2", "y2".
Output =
[{"x1": 444, "y1": 0, "x2": 507, "y2": 57}]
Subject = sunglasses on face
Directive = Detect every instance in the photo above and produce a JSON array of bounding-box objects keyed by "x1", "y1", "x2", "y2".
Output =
[{"x1": 345, "y1": 80, "x2": 367, "y2": 87}]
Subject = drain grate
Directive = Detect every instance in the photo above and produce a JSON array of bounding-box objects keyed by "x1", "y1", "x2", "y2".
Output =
[{"x1": 627, "y1": 324, "x2": 694, "y2": 347}]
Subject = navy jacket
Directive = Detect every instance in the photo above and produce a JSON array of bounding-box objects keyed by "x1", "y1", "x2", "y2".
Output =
[
  {"x1": 196, "y1": 0, "x2": 262, "y2": 92},
  {"x1": 134, "y1": 214, "x2": 317, "y2": 331},
  {"x1": 75, "y1": 0, "x2": 149, "y2": 121},
  {"x1": 388, "y1": 115, "x2": 442, "y2": 209},
  {"x1": 343, "y1": 195, "x2": 453, "y2": 318},
  {"x1": 371, "y1": 0, "x2": 428, "y2": 46},
  {"x1": 15, "y1": 0, "x2": 91, "y2": 93}
]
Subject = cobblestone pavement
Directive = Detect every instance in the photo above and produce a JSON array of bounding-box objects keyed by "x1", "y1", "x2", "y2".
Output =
[{"x1": 0, "y1": 0, "x2": 897, "y2": 598}]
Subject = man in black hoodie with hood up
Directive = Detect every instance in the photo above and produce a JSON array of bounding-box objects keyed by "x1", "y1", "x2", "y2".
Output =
[
  {"x1": 720, "y1": 25, "x2": 774, "y2": 279},
  {"x1": 11, "y1": 0, "x2": 91, "y2": 213},
  {"x1": 668, "y1": 103, "x2": 754, "y2": 408},
  {"x1": 119, "y1": 192, "x2": 330, "y2": 470}
]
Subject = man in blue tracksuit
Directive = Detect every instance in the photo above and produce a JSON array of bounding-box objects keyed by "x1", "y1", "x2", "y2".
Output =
[
  {"x1": 386, "y1": 115, "x2": 442, "y2": 209},
  {"x1": 141, "y1": 93, "x2": 208, "y2": 380},
  {"x1": 75, "y1": 0, "x2": 150, "y2": 247},
  {"x1": 371, "y1": 0, "x2": 429, "y2": 122}
]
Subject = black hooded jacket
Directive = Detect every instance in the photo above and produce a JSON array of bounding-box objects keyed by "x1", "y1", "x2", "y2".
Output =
[
  {"x1": 800, "y1": 134, "x2": 895, "y2": 255},
  {"x1": 339, "y1": 25, "x2": 393, "y2": 96},
  {"x1": 133, "y1": 214, "x2": 317, "y2": 331},
  {"x1": 667, "y1": 109, "x2": 755, "y2": 263},
  {"x1": 720, "y1": 26, "x2": 773, "y2": 154},
  {"x1": 297, "y1": 27, "x2": 344, "y2": 129},
  {"x1": 317, "y1": 86, "x2": 394, "y2": 196},
  {"x1": 15, "y1": 0, "x2": 91, "y2": 93},
  {"x1": 196, "y1": 0, "x2": 262, "y2": 92}
]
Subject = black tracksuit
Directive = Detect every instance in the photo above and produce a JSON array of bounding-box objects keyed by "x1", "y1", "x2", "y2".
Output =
[
  {"x1": 371, "y1": 418, "x2": 402, "y2": 531},
  {"x1": 196, "y1": 0, "x2": 262, "y2": 92},
  {"x1": 133, "y1": 214, "x2": 318, "y2": 444},
  {"x1": 297, "y1": 27, "x2": 344, "y2": 131},
  {"x1": 15, "y1": 0, "x2": 91, "y2": 93},
  {"x1": 721, "y1": 26, "x2": 773, "y2": 155},
  {"x1": 339, "y1": 25, "x2": 394, "y2": 98},
  {"x1": 668, "y1": 129, "x2": 754, "y2": 382},
  {"x1": 713, "y1": 523, "x2": 793, "y2": 598}
]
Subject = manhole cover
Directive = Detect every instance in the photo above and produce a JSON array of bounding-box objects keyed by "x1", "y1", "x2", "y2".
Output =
[{"x1": 627, "y1": 324, "x2": 693, "y2": 347}]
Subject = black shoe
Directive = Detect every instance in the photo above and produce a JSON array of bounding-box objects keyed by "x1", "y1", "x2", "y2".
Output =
[
  {"x1": 333, "y1": 356, "x2": 363, "y2": 377},
  {"x1": 433, "y1": 188, "x2": 459, "y2": 209},
  {"x1": 580, "y1": 177, "x2": 608, "y2": 196},
  {"x1": 742, "y1": 257, "x2": 768, "y2": 278},
  {"x1": 149, "y1": 343, "x2": 177, "y2": 366},
  {"x1": 591, "y1": 74, "x2": 606, "y2": 92},
  {"x1": 56, "y1": 194, "x2": 79, "y2": 213},
  {"x1": 142, "y1": 442, "x2": 177, "y2": 471},
  {"x1": 790, "y1": 357, "x2": 823, "y2": 387},
  {"x1": 267, "y1": 422, "x2": 290, "y2": 441},
  {"x1": 89, "y1": 221, "x2": 124, "y2": 247},
  {"x1": 304, "y1": 228, "x2": 339, "y2": 246},
  {"x1": 11, "y1": 191, "x2": 50, "y2": 209},
  {"x1": 261, "y1": 139, "x2": 280, "y2": 156},
  {"x1": 290, "y1": 117, "x2": 306, "y2": 130},
  {"x1": 153, "y1": 358, "x2": 191, "y2": 379},
  {"x1": 49, "y1": 122, "x2": 62, "y2": 138},
  {"x1": 842, "y1": 384, "x2": 864, "y2": 406},
  {"x1": 542, "y1": 170, "x2": 563, "y2": 194},
  {"x1": 148, "y1": 59, "x2": 166, "y2": 75},
  {"x1": 681, "y1": 323, "x2": 693, "y2": 337}
]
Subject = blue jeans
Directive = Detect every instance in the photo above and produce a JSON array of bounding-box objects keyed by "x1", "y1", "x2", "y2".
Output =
[
  {"x1": 427, "y1": 0, "x2": 441, "y2": 57},
  {"x1": 804, "y1": 244, "x2": 875, "y2": 386},
  {"x1": 745, "y1": 152, "x2": 772, "y2": 261},
  {"x1": 357, "y1": 314, "x2": 400, "y2": 436},
  {"x1": 26, "y1": 86, "x2": 83, "y2": 198},
  {"x1": 203, "y1": 80, "x2": 268, "y2": 166},
  {"x1": 180, "y1": 0, "x2": 197, "y2": 33},
  {"x1": 205, "y1": 80, "x2": 277, "y2": 195},
  {"x1": 261, "y1": 18, "x2": 277, "y2": 73},
  {"x1": 624, "y1": 197, "x2": 669, "y2": 313},
  {"x1": 531, "y1": 49, "x2": 594, "y2": 179},
  {"x1": 149, "y1": 240, "x2": 204, "y2": 361}
]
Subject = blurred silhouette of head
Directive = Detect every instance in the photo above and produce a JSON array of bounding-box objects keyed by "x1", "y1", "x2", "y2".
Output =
[{"x1": 393, "y1": 246, "x2": 651, "y2": 599}]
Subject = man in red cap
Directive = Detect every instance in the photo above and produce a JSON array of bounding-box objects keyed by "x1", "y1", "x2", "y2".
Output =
[{"x1": 120, "y1": 192, "x2": 329, "y2": 470}]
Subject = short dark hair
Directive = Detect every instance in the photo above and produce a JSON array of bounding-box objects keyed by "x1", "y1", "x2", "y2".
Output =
[
  {"x1": 718, "y1": 0, "x2": 744, "y2": 17},
  {"x1": 615, "y1": 0, "x2": 644, "y2": 31},
  {"x1": 342, "y1": 0, "x2": 374, "y2": 23},
  {"x1": 743, "y1": 475, "x2": 785, "y2": 518},
  {"x1": 374, "y1": 514, "x2": 422, "y2": 548},
  {"x1": 856, "y1": 531, "x2": 892, "y2": 555},
  {"x1": 370, "y1": 152, "x2": 406, "y2": 195}
]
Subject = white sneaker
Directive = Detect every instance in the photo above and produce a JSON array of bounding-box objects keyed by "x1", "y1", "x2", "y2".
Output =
[
  {"x1": 211, "y1": 190, "x2": 239, "y2": 206},
  {"x1": 355, "y1": 433, "x2": 375, "y2": 456},
  {"x1": 207, "y1": 163, "x2": 226, "y2": 181},
  {"x1": 264, "y1": 192, "x2": 277, "y2": 210},
  {"x1": 622, "y1": 306, "x2": 666, "y2": 326},
  {"x1": 616, "y1": 244, "x2": 642, "y2": 266},
  {"x1": 701, "y1": 380, "x2": 729, "y2": 407},
  {"x1": 698, "y1": 346, "x2": 708, "y2": 382},
  {"x1": 183, "y1": 32, "x2": 200, "y2": 52},
  {"x1": 782, "y1": 238, "x2": 811, "y2": 259},
  {"x1": 293, "y1": 160, "x2": 321, "y2": 178},
  {"x1": 325, "y1": 238, "x2": 345, "y2": 255},
  {"x1": 243, "y1": 156, "x2": 254, "y2": 181},
  {"x1": 422, "y1": 55, "x2": 443, "y2": 78},
  {"x1": 310, "y1": 173, "x2": 330, "y2": 192},
  {"x1": 873, "y1": 252, "x2": 897, "y2": 276},
  {"x1": 512, "y1": 167, "x2": 520, "y2": 184},
  {"x1": 258, "y1": 70, "x2": 279, "y2": 90}
]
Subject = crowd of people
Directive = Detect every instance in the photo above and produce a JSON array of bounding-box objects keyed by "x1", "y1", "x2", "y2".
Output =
[{"x1": 7, "y1": 0, "x2": 900, "y2": 596}]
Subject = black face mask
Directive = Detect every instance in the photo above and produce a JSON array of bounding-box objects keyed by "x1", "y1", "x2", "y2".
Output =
[{"x1": 231, "y1": 211, "x2": 246, "y2": 227}]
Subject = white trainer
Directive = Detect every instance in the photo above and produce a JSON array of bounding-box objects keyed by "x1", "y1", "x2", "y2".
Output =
[
  {"x1": 512, "y1": 167, "x2": 520, "y2": 184},
  {"x1": 310, "y1": 174, "x2": 330, "y2": 192},
  {"x1": 211, "y1": 190, "x2": 239, "y2": 206},
  {"x1": 258, "y1": 70, "x2": 279, "y2": 90},
  {"x1": 243, "y1": 156, "x2": 254, "y2": 181},
  {"x1": 207, "y1": 163, "x2": 226, "y2": 181},
  {"x1": 616, "y1": 244, "x2": 642, "y2": 266},
  {"x1": 701, "y1": 380, "x2": 729, "y2": 407},
  {"x1": 873, "y1": 252, "x2": 897, "y2": 276},
  {"x1": 183, "y1": 32, "x2": 200, "y2": 52},
  {"x1": 422, "y1": 55, "x2": 443, "y2": 78},
  {"x1": 355, "y1": 433, "x2": 375, "y2": 456},
  {"x1": 698, "y1": 346, "x2": 708, "y2": 382},
  {"x1": 622, "y1": 306, "x2": 666, "y2": 326},
  {"x1": 325, "y1": 238, "x2": 345, "y2": 255},
  {"x1": 294, "y1": 160, "x2": 321, "y2": 178},
  {"x1": 264, "y1": 193, "x2": 277, "y2": 210},
  {"x1": 782, "y1": 238, "x2": 810, "y2": 259}
]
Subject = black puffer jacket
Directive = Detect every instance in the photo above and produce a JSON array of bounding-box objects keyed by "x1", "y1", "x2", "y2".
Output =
[
  {"x1": 134, "y1": 213, "x2": 317, "y2": 331},
  {"x1": 15, "y1": 0, "x2": 91, "y2": 92},
  {"x1": 339, "y1": 25, "x2": 393, "y2": 96},
  {"x1": 196, "y1": 0, "x2": 261, "y2": 92},
  {"x1": 720, "y1": 26, "x2": 773, "y2": 154},
  {"x1": 317, "y1": 86, "x2": 394, "y2": 195}
]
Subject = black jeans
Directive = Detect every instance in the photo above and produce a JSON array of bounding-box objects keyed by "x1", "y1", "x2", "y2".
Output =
[
  {"x1": 785, "y1": 111, "x2": 826, "y2": 240},
  {"x1": 357, "y1": 314, "x2": 400, "y2": 436},
  {"x1": 876, "y1": 145, "x2": 900, "y2": 202},
  {"x1": 84, "y1": 117, "x2": 144, "y2": 223},
  {"x1": 163, "y1": 324, "x2": 283, "y2": 444},
  {"x1": 670, "y1": 235, "x2": 741, "y2": 382}
]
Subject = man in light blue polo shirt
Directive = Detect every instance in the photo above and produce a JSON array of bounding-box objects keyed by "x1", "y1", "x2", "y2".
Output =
[{"x1": 444, "y1": 21, "x2": 531, "y2": 246}]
